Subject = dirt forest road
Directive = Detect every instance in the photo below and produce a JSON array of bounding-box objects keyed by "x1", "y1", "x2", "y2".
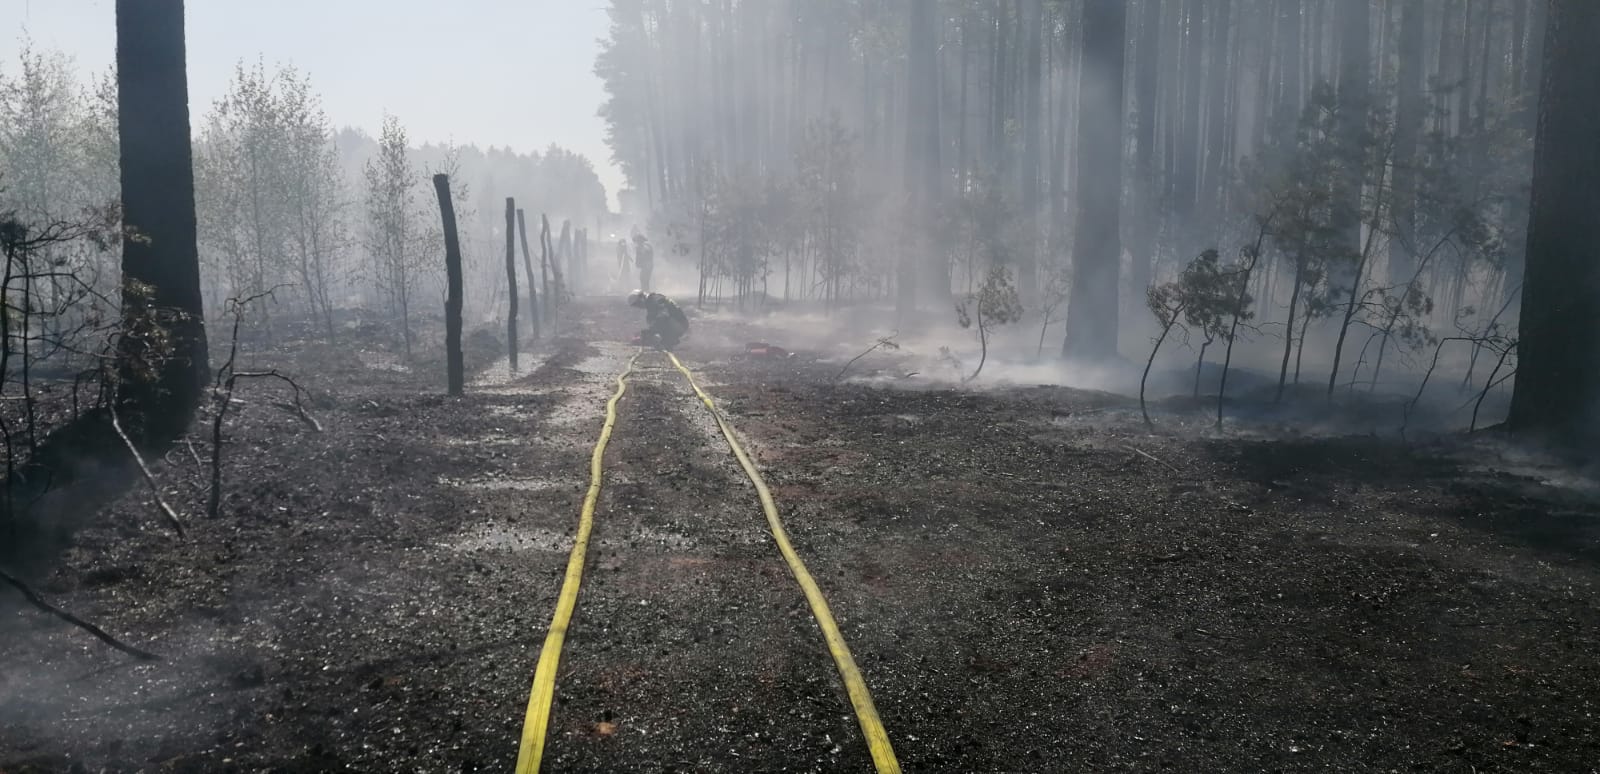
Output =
[{"x1": 3, "y1": 299, "x2": 1600, "y2": 773}]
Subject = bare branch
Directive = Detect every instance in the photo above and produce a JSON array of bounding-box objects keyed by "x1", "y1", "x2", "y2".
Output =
[
  {"x1": 0, "y1": 566, "x2": 162, "y2": 661},
  {"x1": 107, "y1": 399, "x2": 186, "y2": 539}
]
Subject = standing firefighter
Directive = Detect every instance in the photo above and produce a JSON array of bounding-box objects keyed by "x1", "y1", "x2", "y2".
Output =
[
  {"x1": 628, "y1": 289, "x2": 688, "y2": 349},
  {"x1": 633, "y1": 233, "x2": 655, "y2": 291}
]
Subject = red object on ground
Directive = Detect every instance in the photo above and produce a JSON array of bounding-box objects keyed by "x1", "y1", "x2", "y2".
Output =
[{"x1": 745, "y1": 342, "x2": 790, "y2": 358}]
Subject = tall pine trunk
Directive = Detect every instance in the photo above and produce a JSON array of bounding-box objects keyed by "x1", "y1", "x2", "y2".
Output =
[
  {"x1": 116, "y1": 0, "x2": 209, "y2": 442},
  {"x1": 1507, "y1": 0, "x2": 1600, "y2": 438},
  {"x1": 1174, "y1": 0, "x2": 1204, "y2": 234},
  {"x1": 901, "y1": 0, "x2": 940, "y2": 320},
  {"x1": 1336, "y1": 0, "x2": 1370, "y2": 279},
  {"x1": 1129, "y1": 0, "x2": 1163, "y2": 300},
  {"x1": 1201, "y1": 0, "x2": 1233, "y2": 225},
  {"x1": 1389, "y1": 0, "x2": 1424, "y2": 285},
  {"x1": 1019, "y1": 0, "x2": 1045, "y2": 300},
  {"x1": 1063, "y1": 0, "x2": 1126, "y2": 361}
]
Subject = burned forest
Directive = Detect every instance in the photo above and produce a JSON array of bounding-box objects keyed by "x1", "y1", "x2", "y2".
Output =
[{"x1": 2, "y1": 1, "x2": 1599, "y2": 771}]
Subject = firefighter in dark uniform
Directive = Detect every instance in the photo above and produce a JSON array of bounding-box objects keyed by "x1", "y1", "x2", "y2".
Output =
[{"x1": 628, "y1": 289, "x2": 688, "y2": 349}]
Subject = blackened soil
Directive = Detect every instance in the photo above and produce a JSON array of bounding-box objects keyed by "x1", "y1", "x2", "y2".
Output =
[{"x1": 2, "y1": 301, "x2": 1598, "y2": 773}]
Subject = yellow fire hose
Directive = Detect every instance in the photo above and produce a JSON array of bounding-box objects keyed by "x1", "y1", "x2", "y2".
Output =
[
  {"x1": 514, "y1": 350, "x2": 640, "y2": 774},
  {"x1": 666, "y1": 351, "x2": 901, "y2": 774},
  {"x1": 515, "y1": 349, "x2": 900, "y2": 774}
]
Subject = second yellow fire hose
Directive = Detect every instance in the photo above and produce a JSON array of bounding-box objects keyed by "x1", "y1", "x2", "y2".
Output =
[{"x1": 666, "y1": 351, "x2": 900, "y2": 774}]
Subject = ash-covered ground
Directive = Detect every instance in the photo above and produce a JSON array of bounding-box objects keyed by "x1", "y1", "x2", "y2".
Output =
[{"x1": 2, "y1": 299, "x2": 1598, "y2": 773}]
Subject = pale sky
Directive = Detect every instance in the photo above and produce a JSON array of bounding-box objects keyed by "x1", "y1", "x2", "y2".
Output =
[{"x1": 1, "y1": 0, "x2": 624, "y2": 208}]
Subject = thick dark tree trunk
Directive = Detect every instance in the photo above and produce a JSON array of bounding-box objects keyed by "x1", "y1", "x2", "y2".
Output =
[
  {"x1": 1063, "y1": 0, "x2": 1126, "y2": 361},
  {"x1": 1507, "y1": 0, "x2": 1600, "y2": 438},
  {"x1": 116, "y1": 0, "x2": 209, "y2": 443},
  {"x1": 504, "y1": 198, "x2": 519, "y2": 371},
  {"x1": 434, "y1": 175, "x2": 464, "y2": 396}
]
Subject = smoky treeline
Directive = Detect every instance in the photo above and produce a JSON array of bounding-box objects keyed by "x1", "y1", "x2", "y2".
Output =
[
  {"x1": 598, "y1": 0, "x2": 1547, "y2": 421},
  {"x1": 0, "y1": 43, "x2": 611, "y2": 509},
  {"x1": 0, "y1": 50, "x2": 607, "y2": 358}
]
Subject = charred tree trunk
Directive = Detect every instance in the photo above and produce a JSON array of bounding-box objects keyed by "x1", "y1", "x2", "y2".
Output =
[
  {"x1": 1019, "y1": 0, "x2": 1045, "y2": 300},
  {"x1": 516, "y1": 209, "x2": 541, "y2": 341},
  {"x1": 1278, "y1": 0, "x2": 1304, "y2": 142},
  {"x1": 1063, "y1": 0, "x2": 1126, "y2": 361},
  {"x1": 1389, "y1": 0, "x2": 1424, "y2": 285},
  {"x1": 1202, "y1": 0, "x2": 1233, "y2": 223},
  {"x1": 116, "y1": 0, "x2": 209, "y2": 443},
  {"x1": 1174, "y1": 0, "x2": 1204, "y2": 233},
  {"x1": 1336, "y1": 0, "x2": 1370, "y2": 273},
  {"x1": 1504, "y1": 0, "x2": 1547, "y2": 305},
  {"x1": 434, "y1": 174, "x2": 464, "y2": 397},
  {"x1": 1276, "y1": 255, "x2": 1306, "y2": 403},
  {"x1": 1507, "y1": 0, "x2": 1600, "y2": 439},
  {"x1": 1129, "y1": 0, "x2": 1163, "y2": 299},
  {"x1": 901, "y1": 0, "x2": 940, "y2": 320},
  {"x1": 504, "y1": 198, "x2": 519, "y2": 371}
]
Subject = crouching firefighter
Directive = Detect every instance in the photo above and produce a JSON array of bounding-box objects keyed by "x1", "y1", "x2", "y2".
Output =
[{"x1": 627, "y1": 289, "x2": 689, "y2": 349}]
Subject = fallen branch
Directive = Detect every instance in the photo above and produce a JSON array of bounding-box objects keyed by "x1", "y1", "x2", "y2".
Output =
[
  {"x1": 107, "y1": 400, "x2": 185, "y2": 539},
  {"x1": 0, "y1": 566, "x2": 162, "y2": 661},
  {"x1": 833, "y1": 334, "x2": 899, "y2": 383},
  {"x1": 1124, "y1": 445, "x2": 1180, "y2": 474},
  {"x1": 232, "y1": 370, "x2": 322, "y2": 432},
  {"x1": 1470, "y1": 340, "x2": 1517, "y2": 433}
]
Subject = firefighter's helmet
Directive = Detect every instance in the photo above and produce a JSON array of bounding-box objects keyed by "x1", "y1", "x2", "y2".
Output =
[{"x1": 627, "y1": 289, "x2": 647, "y2": 307}]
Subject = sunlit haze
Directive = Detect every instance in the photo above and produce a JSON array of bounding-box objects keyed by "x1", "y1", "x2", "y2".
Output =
[{"x1": 2, "y1": 0, "x2": 624, "y2": 207}]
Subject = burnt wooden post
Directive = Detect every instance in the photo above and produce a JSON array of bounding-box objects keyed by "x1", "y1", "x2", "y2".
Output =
[
  {"x1": 542, "y1": 213, "x2": 565, "y2": 329},
  {"x1": 516, "y1": 208, "x2": 542, "y2": 340},
  {"x1": 503, "y1": 197, "x2": 519, "y2": 370},
  {"x1": 434, "y1": 174, "x2": 464, "y2": 396}
]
